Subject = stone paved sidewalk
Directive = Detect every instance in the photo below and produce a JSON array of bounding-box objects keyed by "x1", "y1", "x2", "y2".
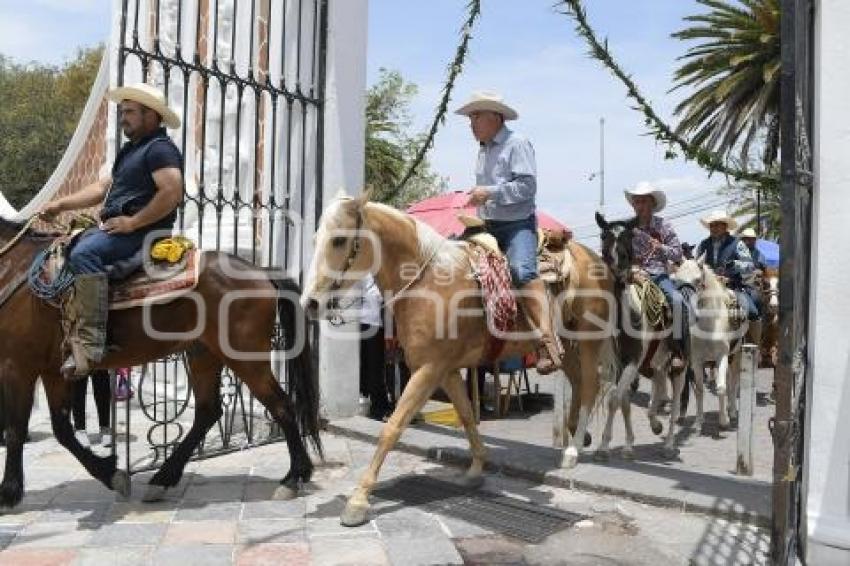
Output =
[{"x1": 0, "y1": 406, "x2": 770, "y2": 565}]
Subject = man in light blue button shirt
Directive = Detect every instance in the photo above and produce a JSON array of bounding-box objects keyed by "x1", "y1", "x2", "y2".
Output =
[{"x1": 455, "y1": 91, "x2": 562, "y2": 374}]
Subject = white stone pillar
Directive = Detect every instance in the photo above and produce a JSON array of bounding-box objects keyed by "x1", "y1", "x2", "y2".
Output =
[
  {"x1": 806, "y1": 0, "x2": 850, "y2": 562},
  {"x1": 314, "y1": 0, "x2": 368, "y2": 418}
]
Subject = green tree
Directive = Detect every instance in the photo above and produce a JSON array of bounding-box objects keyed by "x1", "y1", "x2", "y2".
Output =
[
  {"x1": 365, "y1": 69, "x2": 445, "y2": 208},
  {"x1": 671, "y1": 0, "x2": 780, "y2": 168},
  {"x1": 0, "y1": 46, "x2": 103, "y2": 210}
]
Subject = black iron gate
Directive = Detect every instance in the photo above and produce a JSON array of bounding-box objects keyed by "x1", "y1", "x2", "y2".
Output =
[
  {"x1": 109, "y1": 0, "x2": 327, "y2": 472},
  {"x1": 772, "y1": 0, "x2": 814, "y2": 563}
]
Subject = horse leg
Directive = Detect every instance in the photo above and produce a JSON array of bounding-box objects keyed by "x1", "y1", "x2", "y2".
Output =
[
  {"x1": 728, "y1": 353, "x2": 741, "y2": 425},
  {"x1": 690, "y1": 357, "x2": 706, "y2": 433},
  {"x1": 620, "y1": 377, "x2": 636, "y2": 460},
  {"x1": 562, "y1": 349, "x2": 591, "y2": 449},
  {"x1": 595, "y1": 363, "x2": 637, "y2": 462},
  {"x1": 143, "y1": 353, "x2": 224, "y2": 502},
  {"x1": 562, "y1": 340, "x2": 601, "y2": 469},
  {"x1": 441, "y1": 370, "x2": 486, "y2": 487},
  {"x1": 647, "y1": 370, "x2": 665, "y2": 437},
  {"x1": 41, "y1": 374, "x2": 126, "y2": 496},
  {"x1": 717, "y1": 355, "x2": 731, "y2": 429},
  {"x1": 226, "y1": 358, "x2": 313, "y2": 500},
  {"x1": 0, "y1": 370, "x2": 37, "y2": 508},
  {"x1": 663, "y1": 369, "x2": 686, "y2": 457},
  {"x1": 342, "y1": 363, "x2": 440, "y2": 527}
]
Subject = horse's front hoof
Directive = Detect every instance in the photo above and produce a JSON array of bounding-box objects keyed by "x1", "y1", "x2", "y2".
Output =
[
  {"x1": 0, "y1": 481, "x2": 23, "y2": 509},
  {"x1": 456, "y1": 473, "x2": 484, "y2": 490},
  {"x1": 593, "y1": 449, "x2": 610, "y2": 462},
  {"x1": 622, "y1": 447, "x2": 635, "y2": 461},
  {"x1": 583, "y1": 432, "x2": 593, "y2": 448},
  {"x1": 340, "y1": 501, "x2": 370, "y2": 527},
  {"x1": 111, "y1": 470, "x2": 131, "y2": 499},
  {"x1": 650, "y1": 421, "x2": 663, "y2": 436},
  {"x1": 561, "y1": 447, "x2": 579, "y2": 469},
  {"x1": 662, "y1": 446, "x2": 678, "y2": 459},
  {"x1": 273, "y1": 484, "x2": 298, "y2": 501},
  {"x1": 142, "y1": 484, "x2": 167, "y2": 503}
]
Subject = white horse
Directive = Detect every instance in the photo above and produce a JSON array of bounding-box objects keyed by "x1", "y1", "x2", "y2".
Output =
[{"x1": 672, "y1": 259, "x2": 748, "y2": 431}]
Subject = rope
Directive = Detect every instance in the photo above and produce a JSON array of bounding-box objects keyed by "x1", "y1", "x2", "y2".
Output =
[
  {"x1": 27, "y1": 247, "x2": 75, "y2": 301},
  {"x1": 633, "y1": 278, "x2": 666, "y2": 329},
  {"x1": 0, "y1": 216, "x2": 39, "y2": 257}
]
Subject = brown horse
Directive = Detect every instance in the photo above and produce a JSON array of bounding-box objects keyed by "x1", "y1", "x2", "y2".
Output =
[
  {"x1": 0, "y1": 217, "x2": 320, "y2": 507},
  {"x1": 302, "y1": 194, "x2": 617, "y2": 527}
]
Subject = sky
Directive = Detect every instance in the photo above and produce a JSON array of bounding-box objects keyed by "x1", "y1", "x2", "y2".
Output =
[{"x1": 0, "y1": 0, "x2": 731, "y2": 245}]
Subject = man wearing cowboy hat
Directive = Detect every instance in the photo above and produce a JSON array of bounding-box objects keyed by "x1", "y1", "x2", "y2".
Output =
[
  {"x1": 624, "y1": 182, "x2": 690, "y2": 370},
  {"x1": 40, "y1": 83, "x2": 184, "y2": 379},
  {"x1": 696, "y1": 211, "x2": 761, "y2": 322},
  {"x1": 738, "y1": 228, "x2": 767, "y2": 273},
  {"x1": 454, "y1": 91, "x2": 562, "y2": 375}
]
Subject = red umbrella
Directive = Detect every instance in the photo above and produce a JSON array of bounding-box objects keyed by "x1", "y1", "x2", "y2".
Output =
[{"x1": 407, "y1": 191, "x2": 571, "y2": 238}]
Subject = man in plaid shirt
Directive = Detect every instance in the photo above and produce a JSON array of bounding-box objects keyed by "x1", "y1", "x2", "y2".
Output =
[{"x1": 625, "y1": 183, "x2": 689, "y2": 370}]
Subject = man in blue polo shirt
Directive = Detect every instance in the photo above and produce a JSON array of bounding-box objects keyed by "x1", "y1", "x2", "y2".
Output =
[
  {"x1": 41, "y1": 83, "x2": 184, "y2": 379},
  {"x1": 455, "y1": 91, "x2": 562, "y2": 374}
]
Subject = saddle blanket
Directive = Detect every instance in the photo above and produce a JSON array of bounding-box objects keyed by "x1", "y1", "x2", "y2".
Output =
[
  {"x1": 108, "y1": 248, "x2": 201, "y2": 310},
  {"x1": 474, "y1": 249, "x2": 517, "y2": 362}
]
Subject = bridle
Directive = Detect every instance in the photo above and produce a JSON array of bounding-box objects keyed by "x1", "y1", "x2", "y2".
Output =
[{"x1": 325, "y1": 210, "x2": 363, "y2": 326}]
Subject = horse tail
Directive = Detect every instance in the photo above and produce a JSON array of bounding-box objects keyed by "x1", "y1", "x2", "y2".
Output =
[
  {"x1": 273, "y1": 277, "x2": 323, "y2": 458},
  {"x1": 590, "y1": 336, "x2": 621, "y2": 420}
]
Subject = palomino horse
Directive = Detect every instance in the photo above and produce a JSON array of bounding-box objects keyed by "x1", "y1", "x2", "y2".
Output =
[
  {"x1": 0, "y1": 217, "x2": 320, "y2": 507},
  {"x1": 760, "y1": 267, "x2": 779, "y2": 368},
  {"x1": 594, "y1": 213, "x2": 688, "y2": 458},
  {"x1": 303, "y1": 194, "x2": 617, "y2": 527},
  {"x1": 672, "y1": 259, "x2": 749, "y2": 431}
]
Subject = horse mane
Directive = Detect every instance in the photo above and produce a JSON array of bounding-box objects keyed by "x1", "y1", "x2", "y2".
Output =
[{"x1": 364, "y1": 201, "x2": 466, "y2": 271}]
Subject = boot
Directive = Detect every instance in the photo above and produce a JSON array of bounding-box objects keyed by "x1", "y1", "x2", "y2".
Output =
[
  {"x1": 518, "y1": 279, "x2": 563, "y2": 375},
  {"x1": 61, "y1": 273, "x2": 108, "y2": 380}
]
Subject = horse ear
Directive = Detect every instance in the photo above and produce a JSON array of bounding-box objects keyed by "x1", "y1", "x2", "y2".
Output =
[
  {"x1": 696, "y1": 252, "x2": 706, "y2": 267},
  {"x1": 358, "y1": 186, "x2": 375, "y2": 204},
  {"x1": 595, "y1": 211, "x2": 607, "y2": 230}
]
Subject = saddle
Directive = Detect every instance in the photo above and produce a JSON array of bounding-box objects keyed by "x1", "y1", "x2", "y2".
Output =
[{"x1": 32, "y1": 231, "x2": 201, "y2": 310}]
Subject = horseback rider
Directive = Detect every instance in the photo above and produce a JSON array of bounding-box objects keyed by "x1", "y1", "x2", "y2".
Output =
[
  {"x1": 696, "y1": 211, "x2": 761, "y2": 323},
  {"x1": 738, "y1": 228, "x2": 768, "y2": 273},
  {"x1": 40, "y1": 83, "x2": 184, "y2": 379},
  {"x1": 455, "y1": 91, "x2": 563, "y2": 375},
  {"x1": 625, "y1": 182, "x2": 690, "y2": 370}
]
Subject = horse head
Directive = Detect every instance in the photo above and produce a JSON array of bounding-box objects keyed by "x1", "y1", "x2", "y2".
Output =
[
  {"x1": 595, "y1": 212, "x2": 636, "y2": 282},
  {"x1": 302, "y1": 190, "x2": 377, "y2": 318}
]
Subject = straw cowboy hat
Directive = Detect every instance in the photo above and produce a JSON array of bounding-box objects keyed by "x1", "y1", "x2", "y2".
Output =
[
  {"x1": 624, "y1": 181, "x2": 667, "y2": 213},
  {"x1": 454, "y1": 91, "x2": 519, "y2": 121},
  {"x1": 738, "y1": 228, "x2": 758, "y2": 239},
  {"x1": 107, "y1": 83, "x2": 181, "y2": 129},
  {"x1": 700, "y1": 210, "x2": 739, "y2": 231}
]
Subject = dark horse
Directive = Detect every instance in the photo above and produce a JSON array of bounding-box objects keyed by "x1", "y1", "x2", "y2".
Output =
[{"x1": 0, "y1": 217, "x2": 321, "y2": 507}]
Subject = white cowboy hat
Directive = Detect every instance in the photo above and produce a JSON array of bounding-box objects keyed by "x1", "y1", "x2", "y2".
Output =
[
  {"x1": 738, "y1": 228, "x2": 758, "y2": 239},
  {"x1": 700, "y1": 210, "x2": 739, "y2": 231},
  {"x1": 107, "y1": 83, "x2": 181, "y2": 129},
  {"x1": 624, "y1": 181, "x2": 667, "y2": 213},
  {"x1": 454, "y1": 91, "x2": 518, "y2": 121}
]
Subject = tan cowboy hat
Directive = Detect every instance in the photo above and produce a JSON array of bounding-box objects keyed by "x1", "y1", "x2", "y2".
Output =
[
  {"x1": 107, "y1": 83, "x2": 181, "y2": 129},
  {"x1": 457, "y1": 213, "x2": 485, "y2": 228},
  {"x1": 624, "y1": 181, "x2": 667, "y2": 213},
  {"x1": 454, "y1": 91, "x2": 518, "y2": 121},
  {"x1": 738, "y1": 228, "x2": 758, "y2": 239},
  {"x1": 700, "y1": 210, "x2": 739, "y2": 231}
]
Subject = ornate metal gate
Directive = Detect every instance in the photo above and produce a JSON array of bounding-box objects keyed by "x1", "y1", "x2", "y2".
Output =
[
  {"x1": 772, "y1": 0, "x2": 815, "y2": 563},
  {"x1": 108, "y1": 0, "x2": 327, "y2": 472}
]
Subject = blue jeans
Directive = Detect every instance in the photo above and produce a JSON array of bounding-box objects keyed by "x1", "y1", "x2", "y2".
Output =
[
  {"x1": 735, "y1": 287, "x2": 761, "y2": 321},
  {"x1": 67, "y1": 228, "x2": 149, "y2": 275},
  {"x1": 486, "y1": 216, "x2": 538, "y2": 286},
  {"x1": 652, "y1": 274, "x2": 690, "y2": 345}
]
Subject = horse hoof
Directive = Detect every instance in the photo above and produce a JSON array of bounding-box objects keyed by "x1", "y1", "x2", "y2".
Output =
[
  {"x1": 662, "y1": 446, "x2": 678, "y2": 459},
  {"x1": 622, "y1": 448, "x2": 635, "y2": 461},
  {"x1": 593, "y1": 450, "x2": 610, "y2": 462},
  {"x1": 142, "y1": 484, "x2": 167, "y2": 503},
  {"x1": 273, "y1": 484, "x2": 298, "y2": 501},
  {"x1": 650, "y1": 421, "x2": 663, "y2": 436},
  {"x1": 111, "y1": 470, "x2": 131, "y2": 499},
  {"x1": 457, "y1": 473, "x2": 484, "y2": 490},
  {"x1": 583, "y1": 432, "x2": 593, "y2": 448},
  {"x1": 340, "y1": 501, "x2": 370, "y2": 527},
  {"x1": 561, "y1": 447, "x2": 579, "y2": 469}
]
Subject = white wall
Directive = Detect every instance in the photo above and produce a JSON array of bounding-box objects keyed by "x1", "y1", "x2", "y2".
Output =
[
  {"x1": 806, "y1": 0, "x2": 850, "y2": 563},
  {"x1": 315, "y1": 0, "x2": 369, "y2": 418}
]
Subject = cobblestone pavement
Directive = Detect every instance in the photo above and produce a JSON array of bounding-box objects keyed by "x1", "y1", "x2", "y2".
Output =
[{"x1": 0, "y1": 403, "x2": 770, "y2": 565}]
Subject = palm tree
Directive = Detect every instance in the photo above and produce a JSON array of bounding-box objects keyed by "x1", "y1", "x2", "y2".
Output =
[{"x1": 671, "y1": 0, "x2": 780, "y2": 168}]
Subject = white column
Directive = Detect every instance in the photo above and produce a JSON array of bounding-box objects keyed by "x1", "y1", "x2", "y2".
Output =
[
  {"x1": 806, "y1": 0, "x2": 850, "y2": 562},
  {"x1": 315, "y1": 0, "x2": 369, "y2": 418}
]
